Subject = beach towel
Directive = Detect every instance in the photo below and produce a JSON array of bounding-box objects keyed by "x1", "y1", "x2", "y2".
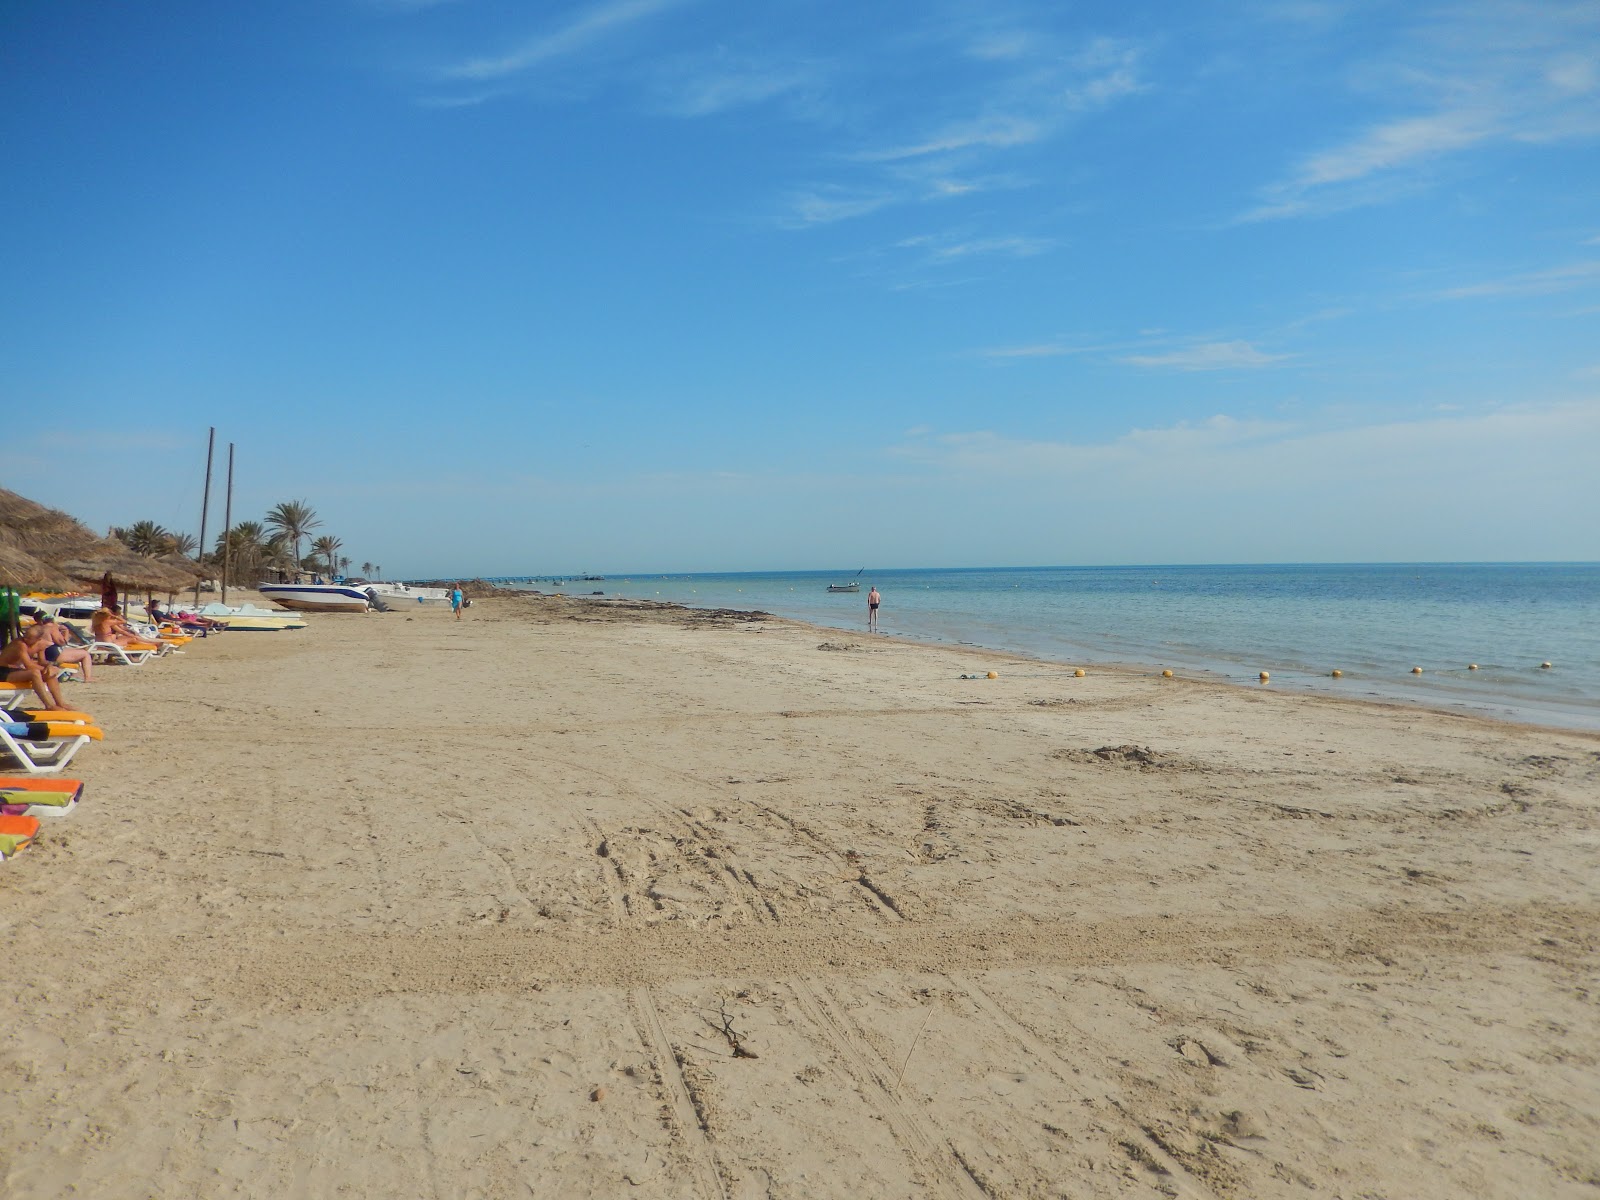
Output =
[
  {"x1": 2, "y1": 721, "x2": 103, "y2": 742},
  {"x1": 0, "y1": 813, "x2": 41, "y2": 857},
  {"x1": 0, "y1": 777, "x2": 83, "y2": 818}
]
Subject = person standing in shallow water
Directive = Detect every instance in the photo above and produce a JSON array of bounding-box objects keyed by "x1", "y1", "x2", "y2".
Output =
[
  {"x1": 867, "y1": 585, "x2": 881, "y2": 632},
  {"x1": 450, "y1": 584, "x2": 464, "y2": 620}
]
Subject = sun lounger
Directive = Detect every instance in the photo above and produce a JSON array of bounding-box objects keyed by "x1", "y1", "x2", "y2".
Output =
[
  {"x1": 2, "y1": 707, "x2": 97, "y2": 725},
  {"x1": 0, "y1": 813, "x2": 41, "y2": 859},
  {"x1": 0, "y1": 777, "x2": 84, "y2": 818},
  {"x1": 0, "y1": 721, "x2": 104, "y2": 775},
  {"x1": 89, "y1": 641, "x2": 154, "y2": 666},
  {"x1": 0, "y1": 680, "x2": 46, "y2": 708}
]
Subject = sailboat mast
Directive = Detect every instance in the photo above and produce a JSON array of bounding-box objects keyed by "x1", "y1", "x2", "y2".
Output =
[
  {"x1": 220, "y1": 443, "x2": 235, "y2": 605},
  {"x1": 194, "y1": 427, "x2": 215, "y2": 606}
]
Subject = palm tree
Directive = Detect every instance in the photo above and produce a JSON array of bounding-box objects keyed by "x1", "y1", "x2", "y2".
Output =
[
  {"x1": 265, "y1": 500, "x2": 321, "y2": 580},
  {"x1": 311, "y1": 534, "x2": 343, "y2": 578},
  {"x1": 361, "y1": 561, "x2": 373, "y2": 579},
  {"x1": 114, "y1": 520, "x2": 172, "y2": 556},
  {"x1": 215, "y1": 521, "x2": 267, "y2": 584},
  {"x1": 261, "y1": 533, "x2": 295, "y2": 579},
  {"x1": 169, "y1": 531, "x2": 198, "y2": 557}
]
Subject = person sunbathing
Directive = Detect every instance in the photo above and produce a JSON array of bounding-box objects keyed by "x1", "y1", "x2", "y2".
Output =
[
  {"x1": 0, "y1": 632, "x2": 70, "y2": 711},
  {"x1": 24, "y1": 615, "x2": 94, "y2": 683},
  {"x1": 91, "y1": 604, "x2": 161, "y2": 650}
]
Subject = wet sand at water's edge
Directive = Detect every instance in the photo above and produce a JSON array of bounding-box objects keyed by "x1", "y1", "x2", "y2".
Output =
[{"x1": 2, "y1": 594, "x2": 1597, "y2": 1198}]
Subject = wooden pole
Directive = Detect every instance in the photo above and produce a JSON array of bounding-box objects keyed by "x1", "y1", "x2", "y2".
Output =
[
  {"x1": 194, "y1": 427, "x2": 215, "y2": 606},
  {"x1": 221, "y1": 443, "x2": 235, "y2": 605}
]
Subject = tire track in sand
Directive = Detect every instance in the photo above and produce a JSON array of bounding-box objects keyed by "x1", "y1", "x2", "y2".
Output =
[
  {"x1": 785, "y1": 978, "x2": 989, "y2": 1199},
  {"x1": 630, "y1": 988, "x2": 730, "y2": 1200}
]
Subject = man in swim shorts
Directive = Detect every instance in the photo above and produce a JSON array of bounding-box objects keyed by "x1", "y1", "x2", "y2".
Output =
[
  {"x1": 25, "y1": 615, "x2": 93, "y2": 683},
  {"x1": 0, "y1": 628, "x2": 70, "y2": 710},
  {"x1": 867, "y1": 585, "x2": 880, "y2": 632}
]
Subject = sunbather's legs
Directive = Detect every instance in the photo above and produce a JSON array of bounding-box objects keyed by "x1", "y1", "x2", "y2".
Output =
[
  {"x1": 4, "y1": 666, "x2": 60, "y2": 711},
  {"x1": 57, "y1": 645, "x2": 93, "y2": 682}
]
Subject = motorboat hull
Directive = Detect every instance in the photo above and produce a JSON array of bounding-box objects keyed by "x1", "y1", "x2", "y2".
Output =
[{"x1": 256, "y1": 585, "x2": 371, "y2": 613}]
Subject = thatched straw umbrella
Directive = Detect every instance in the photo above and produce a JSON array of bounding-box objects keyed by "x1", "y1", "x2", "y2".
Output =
[
  {"x1": 0, "y1": 539, "x2": 75, "y2": 591},
  {"x1": 58, "y1": 544, "x2": 198, "y2": 594},
  {"x1": 0, "y1": 486, "x2": 197, "y2": 597}
]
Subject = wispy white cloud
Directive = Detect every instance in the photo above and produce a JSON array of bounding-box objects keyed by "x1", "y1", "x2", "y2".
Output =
[
  {"x1": 1243, "y1": 3, "x2": 1600, "y2": 221},
  {"x1": 443, "y1": 0, "x2": 683, "y2": 81},
  {"x1": 654, "y1": 63, "x2": 815, "y2": 117},
  {"x1": 1433, "y1": 259, "x2": 1600, "y2": 299},
  {"x1": 415, "y1": 91, "x2": 500, "y2": 109},
  {"x1": 897, "y1": 232, "x2": 1054, "y2": 262},
  {"x1": 859, "y1": 115, "x2": 1047, "y2": 163},
  {"x1": 782, "y1": 188, "x2": 893, "y2": 227},
  {"x1": 1121, "y1": 340, "x2": 1289, "y2": 370}
]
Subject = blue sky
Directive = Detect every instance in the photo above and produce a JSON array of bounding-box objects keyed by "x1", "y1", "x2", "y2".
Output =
[{"x1": 3, "y1": 0, "x2": 1597, "y2": 575}]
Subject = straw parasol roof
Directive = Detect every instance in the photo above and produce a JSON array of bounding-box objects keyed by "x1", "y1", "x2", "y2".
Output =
[
  {"x1": 0, "y1": 486, "x2": 199, "y2": 593},
  {"x1": 157, "y1": 550, "x2": 209, "y2": 580},
  {"x1": 0, "y1": 539, "x2": 76, "y2": 591}
]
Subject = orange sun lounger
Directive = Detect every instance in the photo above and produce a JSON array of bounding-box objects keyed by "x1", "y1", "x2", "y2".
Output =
[
  {"x1": 0, "y1": 777, "x2": 83, "y2": 818},
  {"x1": 0, "y1": 813, "x2": 42, "y2": 859}
]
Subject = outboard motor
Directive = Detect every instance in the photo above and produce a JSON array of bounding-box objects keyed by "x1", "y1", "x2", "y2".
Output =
[{"x1": 364, "y1": 587, "x2": 390, "y2": 613}]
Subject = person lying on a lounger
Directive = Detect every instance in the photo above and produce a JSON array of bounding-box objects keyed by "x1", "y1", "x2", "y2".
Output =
[
  {"x1": 24, "y1": 616, "x2": 93, "y2": 683},
  {"x1": 0, "y1": 632, "x2": 70, "y2": 711},
  {"x1": 91, "y1": 604, "x2": 161, "y2": 650}
]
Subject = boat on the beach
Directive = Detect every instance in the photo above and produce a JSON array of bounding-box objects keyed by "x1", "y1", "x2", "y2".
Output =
[
  {"x1": 255, "y1": 583, "x2": 371, "y2": 613},
  {"x1": 197, "y1": 603, "x2": 308, "y2": 631},
  {"x1": 360, "y1": 582, "x2": 450, "y2": 606}
]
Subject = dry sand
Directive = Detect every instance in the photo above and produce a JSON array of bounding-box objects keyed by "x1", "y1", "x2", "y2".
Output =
[{"x1": 2, "y1": 593, "x2": 1597, "y2": 1198}]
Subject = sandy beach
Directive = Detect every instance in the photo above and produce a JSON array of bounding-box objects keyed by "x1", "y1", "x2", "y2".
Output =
[{"x1": 2, "y1": 593, "x2": 1597, "y2": 1198}]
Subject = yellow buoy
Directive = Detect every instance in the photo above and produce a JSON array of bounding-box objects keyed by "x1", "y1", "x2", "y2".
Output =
[
  {"x1": 1161, "y1": 669, "x2": 1173, "y2": 678},
  {"x1": 1074, "y1": 668, "x2": 1086, "y2": 678},
  {"x1": 1541, "y1": 661, "x2": 1553, "y2": 669},
  {"x1": 1331, "y1": 669, "x2": 1342, "y2": 678},
  {"x1": 1259, "y1": 670, "x2": 1270, "y2": 681},
  {"x1": 1468, "y1": 663, "x2": 1478, "y2": 670},
  {"x1": 986, "y1": 671, "x2": 998, "y2": 680},
  {"x1": 1411, "y1": 666, "x2": 1423, "y2": 674}
]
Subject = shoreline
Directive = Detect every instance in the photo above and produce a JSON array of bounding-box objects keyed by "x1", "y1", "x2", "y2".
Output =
[
  {"x1": 514, "y1": 562, "x2": 1600, "y2": 733},
  {"x1": 543, "y1": 589, "x2": 1600, "y2": 736},
  {"x1": 2, "y1": 593, "x2": 1596, "y2": 1197}
]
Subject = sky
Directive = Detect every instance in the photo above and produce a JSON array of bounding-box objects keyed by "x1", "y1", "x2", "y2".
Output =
[{"x1": 2, "y1": 0, "x2": 1598, "y2": 575}]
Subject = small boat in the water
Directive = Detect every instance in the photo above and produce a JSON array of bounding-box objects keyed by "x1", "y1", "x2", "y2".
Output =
[
  {"x1": 256, "y1": 583, "x2": 372, "y2": 613},
  {"x1": 827, "y1": 568, "x2": 865, "y2": 593}
]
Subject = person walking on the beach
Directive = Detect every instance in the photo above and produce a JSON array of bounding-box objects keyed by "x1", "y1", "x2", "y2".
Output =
[
  {"x1": 450, "y1": 584, "x2": 464, "y2": 620},
  {"x1": 867, "y1": 585, "x2": 880, "y2": 632}
]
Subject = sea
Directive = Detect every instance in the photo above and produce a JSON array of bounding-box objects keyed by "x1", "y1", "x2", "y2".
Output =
[{"x1": 501, "y1": 564, "x2": 1600, "y2": 731}]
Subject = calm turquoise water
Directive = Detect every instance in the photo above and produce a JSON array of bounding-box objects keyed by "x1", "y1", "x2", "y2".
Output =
[{"x1": 505, "y1": 564, "x2": 1600, "y2": 730}]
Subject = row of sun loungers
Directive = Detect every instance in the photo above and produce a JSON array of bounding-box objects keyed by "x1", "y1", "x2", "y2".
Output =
[{"x1": 1, "y1": 608, "x2": 197, "y2": 864}]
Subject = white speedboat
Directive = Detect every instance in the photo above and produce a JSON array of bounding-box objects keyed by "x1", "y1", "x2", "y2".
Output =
[{"x1": 256, "y1": 583, "x2": 372, "y2": 613}]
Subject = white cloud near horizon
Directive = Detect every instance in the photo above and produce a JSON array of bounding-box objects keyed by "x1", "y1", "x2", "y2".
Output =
[
  {"x1": 442, "y1": 0, "x2": 684, "y2": 81},
  {"x1": 883, "y1": 402, "x2": 1600, "y2": 557}
]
